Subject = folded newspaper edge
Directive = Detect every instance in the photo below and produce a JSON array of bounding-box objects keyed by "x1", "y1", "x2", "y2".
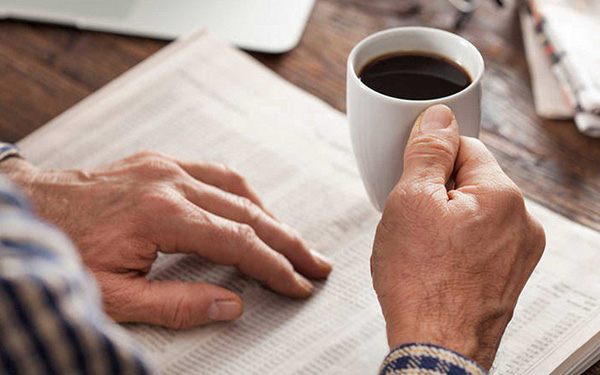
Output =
[{"x1": 523, "y1": 0, "x2": 600, "y2": 137}]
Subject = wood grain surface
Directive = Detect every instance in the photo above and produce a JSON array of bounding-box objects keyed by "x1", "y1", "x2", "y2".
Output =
[{"x1": 0, "y1": 1, "x2": 599, "y2": 373}]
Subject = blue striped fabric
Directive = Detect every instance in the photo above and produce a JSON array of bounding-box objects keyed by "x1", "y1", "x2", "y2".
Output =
[
  {"x1": 0, "y1": 176, "x2": 152, "y2": 375},
  {"x1": 0, "y1": 143, "x2": 20, "y2": 163},
  {"x1": 380, "y1": 343, "x2": 487, "y2": 375}
]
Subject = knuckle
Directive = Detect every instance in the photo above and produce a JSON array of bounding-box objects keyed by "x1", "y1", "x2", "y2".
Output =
[
  {"x1": 286, "y1": 228, "x2": 306, "y2": 250},
  {"x1": 479, "y1": 180, "x2": 524, "y2": 210},
  {"x1": 135, "y1": 158, "x2": 182, "y2": 180},
  {"x1": 406, "y1": 134, "x2": 456, "y2": 163},
  {"x1": 265, "y1": 219, "x2": 306, "y2": 251},
  {"x1": 162, "y1": 296, "x2": 193, "y2": 329},
  {"x1": 457, "y1": 198, "x2": 482, "y2": 219},
  {"x1": 459, "y1": 137, "x2": 498, "y2": 169},
  {"x1": 223, "y1": 165, "x2": 247, "y2": 187},
  {"x1": 388, "y1": 182, "x2": 441, "y2": 213},
  {"x1": 139, "y1": 186, "x2": 167, "y2": 203},
  {"x1": 461, "y1": 136, "x2": 485, "y2": 150},
  {"x1": 498, "y1": 183, "x2": 525, "y2": 208},
  {"x1": 234, "y1": 223, "x2": 258, "y2": 243},
  {"x1": 530, "y1": 217, "x2": 546, "y2": 255},
  {"x1": 391, "y1": 182, "x2": 422, "y2": 200},
  {"x1": 143, "y1": 157, "x2": 175, "y2": 171},
  {"x1": 235, "y1": 196, "x2": 258, "y2": 217},
  {"x1": 266, "y1": 253, "x2": 294, "y2": 283},
  {"x1": 381, "y1": 183, "x2": 448, "y2": 238},
  {"x1": 99, "y1": 280, "x2": 137, "y2": 321},
  {"x1": 138, "y1": 186, "x2": 180, "y2": 212},
  {"x1": 134, "y1": 150, "x2": 168, "y2": 160}
]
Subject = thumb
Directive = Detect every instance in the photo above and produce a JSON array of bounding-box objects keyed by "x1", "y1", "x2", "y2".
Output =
[
  {"x1": 114, "y1": 279, "x2": 243, "y2": 329},
  {"x1": 401, "y1": 104, "x2": 460, "y2": 187}
]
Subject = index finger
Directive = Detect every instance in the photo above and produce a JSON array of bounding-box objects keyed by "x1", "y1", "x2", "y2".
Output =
[{"x1": 148, "y1": 198, "x2": 314, "y2": 299}]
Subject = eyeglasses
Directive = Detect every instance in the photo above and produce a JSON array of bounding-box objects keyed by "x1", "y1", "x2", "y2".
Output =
[{"x1": 447, "y1": 0, "x2": 505, "y2": 29}]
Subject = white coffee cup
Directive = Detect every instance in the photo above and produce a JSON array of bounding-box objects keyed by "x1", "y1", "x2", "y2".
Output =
[{"x1": 347, "y1": 27, "x2": 484, "y2": 212}]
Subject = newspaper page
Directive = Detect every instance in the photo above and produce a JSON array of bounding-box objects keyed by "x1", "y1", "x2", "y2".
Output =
[
  {"x1": 16, "y1": 31, "x2": 600, "y2": 375},
  {"x1": 492, "y1": 202, "x2": 600, "y2": 375}
]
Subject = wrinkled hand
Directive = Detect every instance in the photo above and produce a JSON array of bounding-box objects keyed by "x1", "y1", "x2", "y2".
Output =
[
  {"x1": 2, "y1": 152, "x2": 332, "y2": 329},
  {"x1": 372, "y1": 105, "x2": 545, "y2": 369}
]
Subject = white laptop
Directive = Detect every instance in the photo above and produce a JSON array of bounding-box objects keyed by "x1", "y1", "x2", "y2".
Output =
[{"x1": 0, "y1": 0, "x2": 316, "y2": 53}]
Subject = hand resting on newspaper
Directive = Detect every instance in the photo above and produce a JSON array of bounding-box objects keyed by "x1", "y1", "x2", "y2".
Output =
[
  {"x1": 372, "y1": 105, "x2": 546, "y2": 369},
  {"x1": 1, "y1": 153, "x2": 333, "y2": 329}
]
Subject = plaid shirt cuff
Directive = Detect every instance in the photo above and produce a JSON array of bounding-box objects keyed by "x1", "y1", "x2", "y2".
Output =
[
  {"x1": 0, "y1": 142, "x2": 21, "y2": 162},
  {"x1": 380, "y1": 343, "x2": 487, "y2": 375}
]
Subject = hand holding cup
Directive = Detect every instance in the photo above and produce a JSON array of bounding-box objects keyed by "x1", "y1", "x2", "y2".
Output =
[{"x1": 371, "y1": 105, "x2": 545, "y2": 369}]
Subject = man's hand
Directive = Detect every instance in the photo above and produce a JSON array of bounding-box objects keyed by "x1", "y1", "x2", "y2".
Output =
[
  {"x1": 1, "y1": 152, "x2": 332, "y2": 329},
  {"x1": 372, "y1": 105, "x2": 545, "y2": 369}
]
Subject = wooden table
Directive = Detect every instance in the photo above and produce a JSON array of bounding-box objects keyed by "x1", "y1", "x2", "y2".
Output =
[{"x1": 0, "y1": 0, "x2": 599, "y2": 373}]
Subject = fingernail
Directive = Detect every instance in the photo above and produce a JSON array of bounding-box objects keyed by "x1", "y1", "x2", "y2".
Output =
[
  {"x1": 310, "y1": 249, "x2": 333, "y2": 269},
  {"x1": 420, "y1": 105, "x2": 454, "y2": 132},
  {"x1": 295, "y1": 273, "x2": 314, "y2": 294},
  {"x1": 208, "y1": 300, "x2": 243, "y2": 321}
]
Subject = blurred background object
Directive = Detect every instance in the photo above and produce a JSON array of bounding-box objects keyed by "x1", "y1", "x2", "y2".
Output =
[
  {"x1": 520, "y1": 0, "x2": 600, "y2": 137},
  {"x1": 446, "y1": 0, "x2": 504, "y2": 29},
  {"x1": 446, "y1": 0, "x2": 600, "y2": 137},
  {"x1": 0, "y1": 0, "x2": 316, "y2": 53}
]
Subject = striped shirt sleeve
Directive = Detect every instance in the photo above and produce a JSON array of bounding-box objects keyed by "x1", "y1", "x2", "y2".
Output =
[
  {"x1": 0, "y1": 176, "x2": 152, "y2": 375},
  {"x1": 0, "y1": 143, "x2": 20, "y2": 162},
  {"x1": 379, "y1": 343, "x2": 487, "y2": 375}
]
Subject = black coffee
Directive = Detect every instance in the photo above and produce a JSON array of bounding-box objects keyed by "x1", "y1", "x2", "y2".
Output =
[{"x1": 358, "y1": 52, "x2": 471, "y2": 100}]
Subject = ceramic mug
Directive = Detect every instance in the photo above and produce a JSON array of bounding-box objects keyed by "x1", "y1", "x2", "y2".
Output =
[{"x1": 347, "y1": 27, "x2": 484, "y2": 212}]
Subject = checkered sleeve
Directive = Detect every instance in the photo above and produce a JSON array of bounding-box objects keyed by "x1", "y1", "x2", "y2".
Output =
[
  {"x1": 379, "y1": 343, "x2": 487, "y2": 375},
  {"x1": 0, "y1": 177, "x2": 153, "y2": 375},
  {"x1": 0, "y1": 142, "x2": 21, "y2": 162}
]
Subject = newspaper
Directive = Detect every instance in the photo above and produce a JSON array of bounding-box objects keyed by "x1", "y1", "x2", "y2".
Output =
[
  {"x1": 524, "y1": 0, "x2": 600, "y2": 137},
  {"x1": 16, "y1": 31, "x2": 600, "y2": 375}
]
